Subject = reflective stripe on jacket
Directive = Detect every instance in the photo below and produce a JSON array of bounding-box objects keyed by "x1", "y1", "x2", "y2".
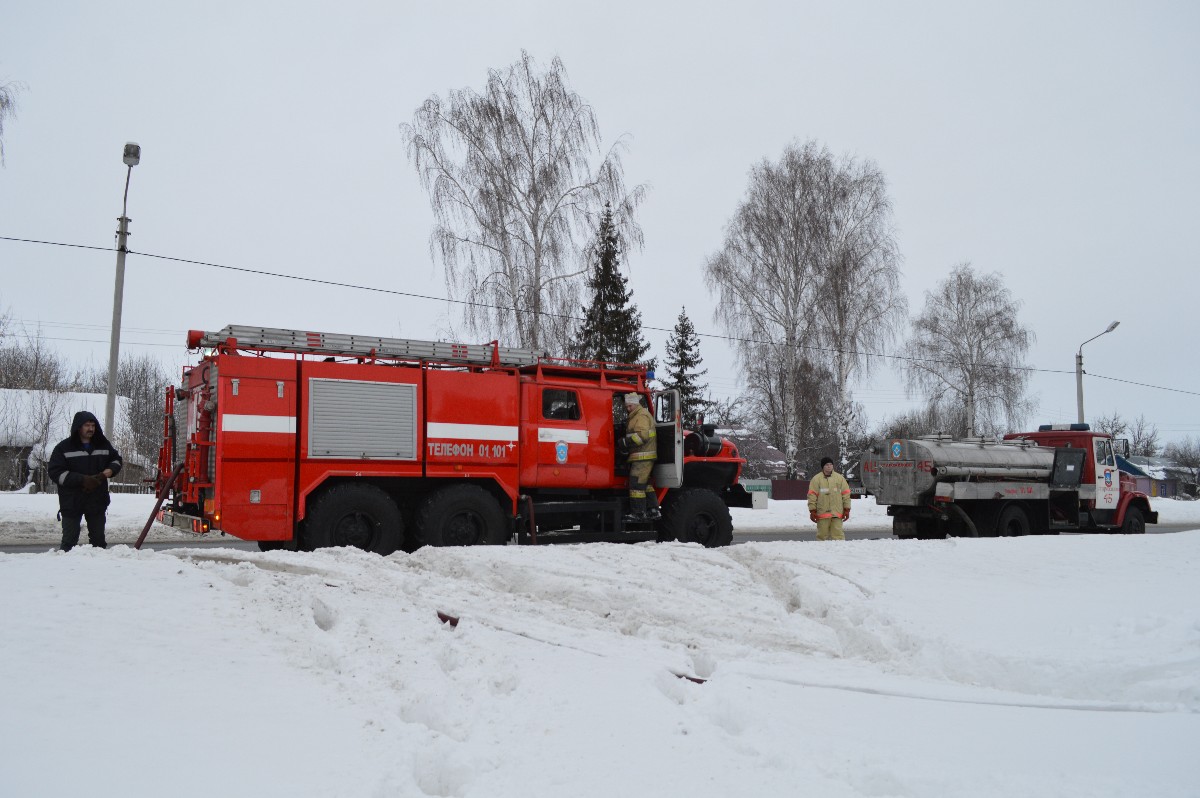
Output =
[
  {"x1": 624, "y1": 405, "x2": 657, "y2": 463},
  {"x1": 807, "y1": 471, "x2": 851, "y2": 518}
]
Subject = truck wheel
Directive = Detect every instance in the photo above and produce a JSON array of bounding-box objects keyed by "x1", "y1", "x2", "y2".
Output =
[
  {"x1": 304, "y1": 483, "x2": 404, "y2": 555},
  {"x1": 659, "y1": 488, "x2": 733, "y2": 548},
  {"x1": 1121, "y1": 507, "x2": 1146, "y2": 534},
  {"x1": 417, "y1": 484, "x2": 508, "y2": 547},
  {"x1": 996, "y1": 504, "x2": 1030, "y2": 537}
]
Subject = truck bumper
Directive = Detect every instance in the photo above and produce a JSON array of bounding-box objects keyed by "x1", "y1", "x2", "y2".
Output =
[{"x1": 157, "y1": 509, "x2": 212, "y2": 534}]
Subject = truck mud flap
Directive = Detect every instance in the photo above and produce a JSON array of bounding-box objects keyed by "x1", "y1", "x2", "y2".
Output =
[{"x1": 722, "y1": 483, "x2": 754, "y2": 509}]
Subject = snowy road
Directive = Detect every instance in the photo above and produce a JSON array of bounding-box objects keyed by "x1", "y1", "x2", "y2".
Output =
[{"x1": 2, "y1": 492, "x2": 1197, "y2": 547}]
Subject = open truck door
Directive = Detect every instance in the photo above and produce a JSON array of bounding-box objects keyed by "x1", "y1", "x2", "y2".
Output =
[{"x1": 652, "y1": 389, "x2": 683, "y2": 488}]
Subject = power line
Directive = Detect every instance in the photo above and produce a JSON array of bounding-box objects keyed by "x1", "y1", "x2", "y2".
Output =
[
  {"x1": 9, "y1": 318, "x2": 180, "y2": 336},
  {"x1": 1089, "y1": 372, "x2": 1200, "y2": 397},
  {"x1": 4, "y1": 234, "x2": 1197, "y2": 397},
  {"x1": 0, "y1": 235, "x2": 113, "y2": 253},
  {"x1": 19, "y1": 335, "x2": 181, "y2": 348},
  {"x1": 122, "y1": 246, "x2": 1079, "y2": 377}
]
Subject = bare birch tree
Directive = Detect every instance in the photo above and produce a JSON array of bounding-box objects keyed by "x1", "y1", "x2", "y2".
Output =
[
  {"x1": 704, "y1": 140, "x2": 905, "y2": 474},
  {"x1": 806, "y1": 146, "x2": 906, "y2": 464},
  {"x1": 0, "y1": 80, "x2": 20, "y2": 165},
  {"x1": 742, "y1": 348, "x2": 840, "y2": 476},
  {"x1": 1097, "y1": 412, "x2": 1162, "y2": 457},
  {"x1": 1093, "y1": 412, "x2": 1129, "y2": 439},
  {"x1": 24, "y1": 390, "x2": 65, "y2": 490},
  {"x1": 1128, "y1": 415, "x2": 1161, "y2": 457},
  {"x1": 401, "y1": 52, "x2": 645, "y2": 352},
  {"x1": 79, "y1": 353, "x2": 173, "y2": 470},
  {"x1": 901, "y1": 263, "x2": 1034, "y2": 437},
  {"x1": 0, "y1": 322, "x2": 69, "y2": 390}
]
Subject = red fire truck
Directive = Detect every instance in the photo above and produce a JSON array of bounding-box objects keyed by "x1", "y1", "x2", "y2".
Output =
[
  {"x1": 859, "y1": 424, "x2": 1157, "y2": 538},
  {"x1": 154, "y1": 325, "x2": 751, "y2": 553}
]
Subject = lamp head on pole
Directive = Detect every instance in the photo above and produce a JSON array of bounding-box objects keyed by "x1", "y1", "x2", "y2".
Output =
[
  {"x1": 1105, "y1": 320, "x2": 1120, "y2": 333},
  {"x1": 123, "y1": 142, "x2": 141, "y2": 167}
]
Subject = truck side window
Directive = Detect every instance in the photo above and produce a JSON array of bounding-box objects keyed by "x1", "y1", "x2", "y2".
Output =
[
  {"x1": 613, "y1": 394, "x2": 628, "y2": 428},
  {"x1": 542, "y1": 389, "x2": 580, "y2": 421},
  {"x1": 654, "y1": 393, "x2": 675, "y2": 423}
]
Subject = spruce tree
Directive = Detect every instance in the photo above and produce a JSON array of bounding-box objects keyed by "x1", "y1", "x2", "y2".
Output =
[
  {"x1": 662, "y1": 306, "x2": 709, "y2": 423},
  {"x1": 571, "y1": 203, "x2": 652, "y2": 366}
]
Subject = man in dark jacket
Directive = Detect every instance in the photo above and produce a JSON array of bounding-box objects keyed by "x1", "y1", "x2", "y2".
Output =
[{"x1": 47, "y1": 411, "x2": 123, "y2": 551}]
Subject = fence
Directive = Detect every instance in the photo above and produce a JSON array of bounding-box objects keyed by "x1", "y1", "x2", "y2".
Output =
[
  {"x1": 768, "y1": 480, "x2": 811, "y2": 501},
  {"x1": 37, "y1": 481, "x2": 155, "y2": 495}
]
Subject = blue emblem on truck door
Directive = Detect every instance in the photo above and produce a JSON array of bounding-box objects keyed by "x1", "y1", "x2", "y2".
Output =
[
  {"x1": 891, "y1": 441, "x2": 903, "y2": 459},
  {"x1": 555, "y1": 441, "x2": 569, "y2": 464}
]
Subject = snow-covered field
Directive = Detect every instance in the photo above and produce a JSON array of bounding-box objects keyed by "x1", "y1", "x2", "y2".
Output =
[{"x1": 2, "y1": 493, "x2": 1199, "y2": 797}]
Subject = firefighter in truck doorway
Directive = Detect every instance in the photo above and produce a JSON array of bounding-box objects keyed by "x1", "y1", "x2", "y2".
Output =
[
  {"x1": 808, "y1": 456, "x2": 851, "y2": 541},
  {"x1": 621, "y1": 393, "x2": 661, "y2": 522}
]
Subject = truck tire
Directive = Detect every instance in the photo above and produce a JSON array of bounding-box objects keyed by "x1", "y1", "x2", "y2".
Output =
[
  {"x1": 416, "y1": 484, "x2": 508, "y2": 547},
  {"x1": 1121, "y1": 507, "x2": 1146, "y2": 535},
  {"x1": 996, "y1": 504, "x2": 1030, "y2": 537},
  {"x1": 659, "y1": 488, "x2": 733, "y2": 548},
  {"x1": 304, "y1": 483, "x2": 404, "y2": 555}
]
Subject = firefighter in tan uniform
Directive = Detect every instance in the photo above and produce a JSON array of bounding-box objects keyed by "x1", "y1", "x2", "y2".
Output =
[
  {"x1": 622, "y1": 393, "x2": 661, "y2": 522},
  {"x1": 808, "y1": 456, "x2": 851, "y2": 540}
]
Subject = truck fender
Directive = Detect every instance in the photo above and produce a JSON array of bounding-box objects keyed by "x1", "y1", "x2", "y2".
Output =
[{"x1": 1116, "y1": 494, "x2": 1158, "y2": 526}]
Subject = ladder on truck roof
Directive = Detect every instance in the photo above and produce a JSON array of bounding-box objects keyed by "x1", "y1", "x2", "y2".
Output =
[{"x1": 189, "y1": 324, "x2": 545, "y2": 369}]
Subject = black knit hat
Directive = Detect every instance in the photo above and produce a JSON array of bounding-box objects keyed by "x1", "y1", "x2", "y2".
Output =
[{"x1": 820, "y1": 456, "x2": 834, "y2": 467}]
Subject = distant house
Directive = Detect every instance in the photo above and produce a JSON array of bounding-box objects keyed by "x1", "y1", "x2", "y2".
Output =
[
  {"x1": 0, "y1": 389, "x2": 139, "y2": 492},
  {"x1": 1127, "y1": 455, "x2": 1197, "y2": 499}
]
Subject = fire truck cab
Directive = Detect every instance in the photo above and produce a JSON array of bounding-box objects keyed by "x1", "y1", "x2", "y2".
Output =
[{"x1": 155, "y1": 326, "x2": 750, "y2": 553}]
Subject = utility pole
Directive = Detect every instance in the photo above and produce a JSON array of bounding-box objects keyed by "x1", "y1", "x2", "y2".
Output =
[
  {"x1": 105, "y1": 142, "x2": 140, "y2": 435},
  {"x1": 1076, "y1": 320, "x2": 1119, "y2": 425}
]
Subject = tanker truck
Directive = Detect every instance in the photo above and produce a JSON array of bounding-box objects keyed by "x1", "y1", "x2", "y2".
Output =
[{"x1": 859, "y1": 424, "x2": 1157, "y2": 539}]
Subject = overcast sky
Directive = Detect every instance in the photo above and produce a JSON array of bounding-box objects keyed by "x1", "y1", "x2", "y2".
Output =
[{"x1": 1, "y1": 1, "x2": 1196, "y2": 443}]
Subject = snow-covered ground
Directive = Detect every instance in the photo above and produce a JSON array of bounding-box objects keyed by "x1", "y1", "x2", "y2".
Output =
[{"x1": 2, "y1": 494, "x2": 1199, "y2": 797}]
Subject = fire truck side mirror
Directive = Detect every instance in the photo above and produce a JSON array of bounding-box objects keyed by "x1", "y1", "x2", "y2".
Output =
[{"x1": 1113, "y1": 438, "x2": 1130, "y2": 459}]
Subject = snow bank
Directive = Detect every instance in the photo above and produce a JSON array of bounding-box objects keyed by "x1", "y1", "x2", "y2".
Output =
[{"x1": 1, "y1": 533, "x2": 1197, "y2": 797}]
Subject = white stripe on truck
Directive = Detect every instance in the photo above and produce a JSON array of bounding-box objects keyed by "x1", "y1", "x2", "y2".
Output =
[
  {"x1": 426, "y1": 422, "x2": 519, "y2": 441},
  {"x1": 223, "y1": 414, "x2": 297, "y2": 433}
]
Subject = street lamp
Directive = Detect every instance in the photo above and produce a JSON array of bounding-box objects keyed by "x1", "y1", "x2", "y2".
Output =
[
  {"x1": 105, "y1": 142, "x2": 140, "y2": 435},
  {"x1": 1076, "y1": 320, "x2": 1119, "y2": 424}
]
